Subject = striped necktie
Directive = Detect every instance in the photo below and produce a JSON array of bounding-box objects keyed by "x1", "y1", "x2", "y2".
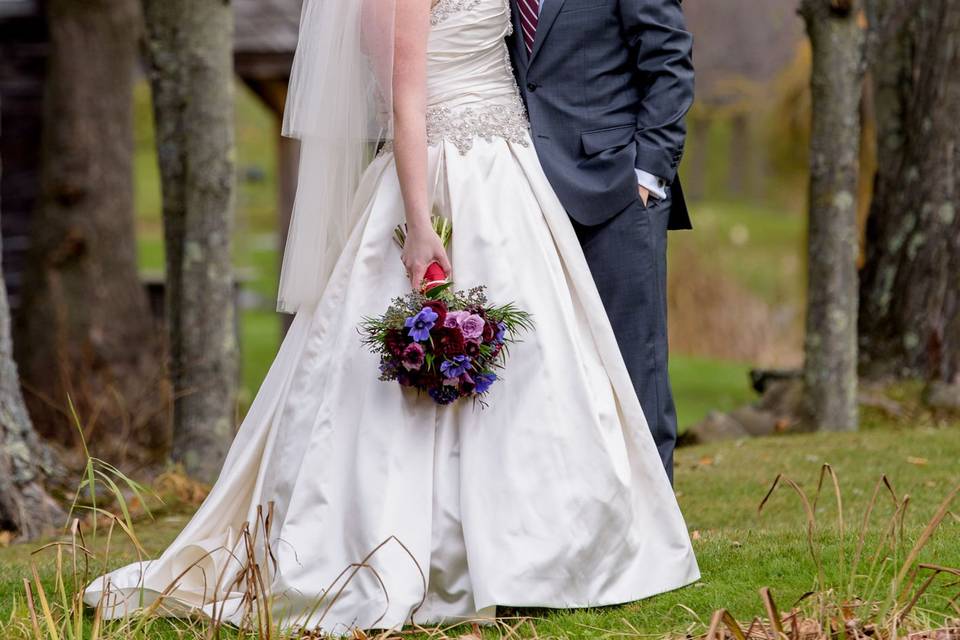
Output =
[{"x1": 517, "y1": 0, "x2": 539, "y2": 55}]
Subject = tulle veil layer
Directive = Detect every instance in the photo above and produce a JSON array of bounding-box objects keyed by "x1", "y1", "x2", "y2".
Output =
[{"x1": 278, "y1": 0, "x2": 398, "y2": 313}]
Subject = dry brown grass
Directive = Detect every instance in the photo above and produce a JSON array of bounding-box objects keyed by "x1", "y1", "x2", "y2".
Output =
[
  {"x1": 698, "y1": 465, "x2": 960, "y2": 640},
  {"x1": 667, "y1": 244, "x2": 801, "y2": 367}
]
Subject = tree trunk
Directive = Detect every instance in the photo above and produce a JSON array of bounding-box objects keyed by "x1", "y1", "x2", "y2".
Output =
[
  {"x1": 140, "y1": 0, "x2": 238, "y2": 482},
  {"x1": 0, "y1": 213, "x2": 65, "y2": 540},
  {"x1": 16, "y1": 0, "x2": 170, "y2": 466},
  {"x1": 799, "y1": 0, "x2": 866, "y2": 431},
  {"x1": 859, "y1": 0, "x2": 960, "y2": 384}
]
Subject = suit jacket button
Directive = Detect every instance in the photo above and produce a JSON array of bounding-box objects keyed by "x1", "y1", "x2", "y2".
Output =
[{"x1": 527, "y1": 82, "x2": 538, "y2": 92}]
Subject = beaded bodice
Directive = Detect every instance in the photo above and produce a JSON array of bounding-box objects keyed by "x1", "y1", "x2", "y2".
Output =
[{"x1": 390, "y1": 0, "x2": 530, "y2": 154}]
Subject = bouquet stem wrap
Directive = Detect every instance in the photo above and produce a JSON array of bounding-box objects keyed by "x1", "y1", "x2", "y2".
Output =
[{"x1": 394, "y1": 215, "x2": 453, "y2": 292}]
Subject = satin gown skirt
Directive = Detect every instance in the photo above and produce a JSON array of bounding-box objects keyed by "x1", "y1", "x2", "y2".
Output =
[{"x1": 82, "y1": 138, "x2": 700, "y2": 632}]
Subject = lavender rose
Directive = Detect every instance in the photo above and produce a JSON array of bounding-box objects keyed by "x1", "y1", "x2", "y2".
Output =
[
  {"x1": 459, "y1": 314, "x2": 485, "y2": 340},
  {"x1": 444, "y1": 310, "x2": 469, "y2": 329}
]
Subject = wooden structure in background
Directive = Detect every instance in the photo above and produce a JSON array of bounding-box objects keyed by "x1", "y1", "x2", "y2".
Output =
[
  {"x1": 0, "y1": 0, "x2": 47, "y2": 315},
  {"x1": 234, "y1": 0, "x2": 302, "y2": 328}
]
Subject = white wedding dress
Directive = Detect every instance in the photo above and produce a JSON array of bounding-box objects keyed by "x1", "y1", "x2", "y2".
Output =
[{"x1": 84, "y1": 0, "x2": 699, "y2": 632}]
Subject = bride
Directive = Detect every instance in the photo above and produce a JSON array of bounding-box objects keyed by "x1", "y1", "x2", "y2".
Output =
[{"x1": 84, "y1": 0, "x2": 699, "y2": 632}]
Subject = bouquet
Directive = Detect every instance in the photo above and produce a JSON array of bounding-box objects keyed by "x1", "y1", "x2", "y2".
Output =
[{"x1": 359, "y1": 217, "x2": 533, "y2": 406}]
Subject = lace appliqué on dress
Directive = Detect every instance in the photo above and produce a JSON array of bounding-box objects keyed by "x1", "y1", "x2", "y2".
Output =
[
  {"x1": 426, "y1": 98, "x2": 530, "y2": 154},
  {"x1": 432, "y1": 0, "x2": 513, "y2": 32},
  {"x1": 379, "y1": 96, "x2": 530, "y2": 156},
  {"x1": 431, "y1": 0, "x2": 482, "y2": 25}
]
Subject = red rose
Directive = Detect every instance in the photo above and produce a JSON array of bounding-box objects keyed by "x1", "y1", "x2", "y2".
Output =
[
  {"x1": 434, "y1": 326, "x2": 466, "y2": 357},
  {"x1": 384, "y1": 329, "x2": 408, "y2": 357},
  {"x1": 421, "y1": 300, "x2": 447, "y2": 328}
]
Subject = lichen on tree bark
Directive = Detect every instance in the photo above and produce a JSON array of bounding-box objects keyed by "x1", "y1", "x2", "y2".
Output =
[
  {"x1": 140, "y1": 0, "x2": 239, "y2": 482},
  {"x1": 0, "y1": 219, "x2": 64, "y2": 540},
  {"x1": 799, "y1": 0, "x2": 866, "y2": 431},
  {"x1": 859, "y1": 0, "x2": 960, "y2": 385}
]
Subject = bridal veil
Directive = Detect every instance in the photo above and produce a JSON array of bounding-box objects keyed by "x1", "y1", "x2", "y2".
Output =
[{"x1": 277, "y1": 0, "x2": 398, "y2": 313}]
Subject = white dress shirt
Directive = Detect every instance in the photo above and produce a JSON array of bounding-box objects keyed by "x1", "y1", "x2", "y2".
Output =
[{"x1": 534, "y1": 0, "x2": 668, "y2": 200}]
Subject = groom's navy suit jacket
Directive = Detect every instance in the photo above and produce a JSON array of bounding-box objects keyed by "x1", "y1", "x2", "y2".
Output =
[{"x1": 507, "y1": 0, "x2": 694, "y2": 229}]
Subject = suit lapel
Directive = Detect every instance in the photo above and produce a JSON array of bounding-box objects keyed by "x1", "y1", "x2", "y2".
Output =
[{"x1": 528, "y1": 0, "x2": 566, "y2": 68}]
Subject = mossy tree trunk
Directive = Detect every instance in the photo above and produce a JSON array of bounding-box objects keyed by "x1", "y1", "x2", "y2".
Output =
[
  {"x1": 799, "y1": 0, "x2": 866, "y2": 431},
  {"x1": 16, "y1": 0, "x2": 169, "y2": 466},
  {"x1": 140, "y1": 0, "x2": 238, "y2": 482},
  {"x1": 0, "y1": 215, "x2": 65, "y2": 540},
  {"x1": 859, "y1": 0, "x2": 960, "y2": 384}
]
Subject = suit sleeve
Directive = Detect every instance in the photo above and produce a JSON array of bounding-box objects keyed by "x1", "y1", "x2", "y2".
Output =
[{"x1": 620, "y1": 0, "x2": 694, "y2": 184}]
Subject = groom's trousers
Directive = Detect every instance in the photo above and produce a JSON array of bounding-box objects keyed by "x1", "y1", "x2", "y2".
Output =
[{"x1": 572, "y1": 195, "x2": 678, "y2": 484}]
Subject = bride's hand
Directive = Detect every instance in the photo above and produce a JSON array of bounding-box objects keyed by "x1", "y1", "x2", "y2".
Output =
[{"x1": 401, "y1": 224, "x2": 452, "y2": 290}]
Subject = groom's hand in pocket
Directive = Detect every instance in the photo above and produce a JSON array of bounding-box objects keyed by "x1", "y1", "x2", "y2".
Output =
[{"x1": 638, "y1": 185, "x2": 651, "y2": 208}]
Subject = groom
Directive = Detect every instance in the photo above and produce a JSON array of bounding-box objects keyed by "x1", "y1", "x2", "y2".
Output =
[{"x1": 508, "y1": 0, "x2": 694, "y2": 483}]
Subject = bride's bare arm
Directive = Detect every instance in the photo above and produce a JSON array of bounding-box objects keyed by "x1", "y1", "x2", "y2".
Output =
[{"x1": 393, "y1": 0, "x2": 452, "y2": 289}]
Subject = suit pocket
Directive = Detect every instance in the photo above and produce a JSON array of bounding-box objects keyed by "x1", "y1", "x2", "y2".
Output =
[
  {"x1": 640, "y1": 189, "x2": 671, "y2": 211},
  {"x1": 558, "y1": 1, "x2": 609, "y2": 14},
  {"x1": 580, "y1": 124, "x2": 636, "y2": 156}
]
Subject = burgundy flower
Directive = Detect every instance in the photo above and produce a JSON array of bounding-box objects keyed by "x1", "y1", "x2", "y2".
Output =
[
  {"x1": 434, "y1": 326, "x2": 466, "y2": 357},
  {"x1": 385, "y1": 329, "x2": 408, "y2": 357},
  {"x1": 464, "y1": 340, "x2": 481, "y2": 358},
  {"x1": 419, "y1": 369, "x2": 443, "y2": 389},
  {"x1": 459, "y1": 372, "x2": 477, "y2": 394},
  {"x1": 482, "y1": 320, "x2": 496, "y2": 343},
  {"x1": 401, "y1": 342, "x2": 426, "y2": 371}
]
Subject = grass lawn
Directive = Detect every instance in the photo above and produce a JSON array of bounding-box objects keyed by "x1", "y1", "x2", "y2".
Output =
[
  {"x1": 2, "y1": 417, "x2": 958, "y2": 638},
  {"x1": 669, "y1": 356, "x2": 754, "y2": 431}
]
